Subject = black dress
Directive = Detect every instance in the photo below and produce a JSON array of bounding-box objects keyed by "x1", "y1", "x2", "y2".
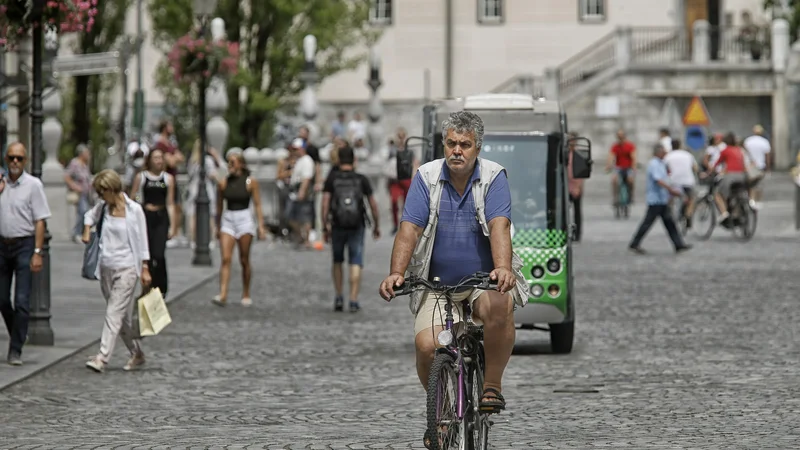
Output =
[{"x1": 140, "y1": 171, "x2": 170, "y2": 297}]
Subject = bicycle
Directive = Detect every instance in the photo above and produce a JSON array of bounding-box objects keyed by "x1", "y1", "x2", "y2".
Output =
[
  {"x1": 692, "y1": 174, "x2": 757, "y2": 241},
  {"x1": 670, "y1": 186, "x2": 693, "y2": 237},
  {"x1": 611, "y1": 168, "x2": 632, "y2": 219},
  {"x1": 393, "y1": 271, "x2": 499, "y2": 450}
]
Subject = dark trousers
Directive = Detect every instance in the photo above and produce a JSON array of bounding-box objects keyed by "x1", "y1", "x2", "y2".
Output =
[
  {"x1": 0, "y1": 237, "x2": 34, "y2": 354},
  {"x1": 569, "y1": 194, "x2": 582, "y2": 241},
  {"x1": 145, "y1": 209, "x2": 169, "y2": 298},
  {"x1": 630, "y1": 204, "x2": 685, "y2": 249}
]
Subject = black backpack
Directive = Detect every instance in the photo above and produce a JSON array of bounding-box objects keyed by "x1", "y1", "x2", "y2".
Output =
[
  {"x1": 396, "y1": 150, "x2": 414, "y2": 180},
  {"x1": 331, "y1": 173, "x2": 366, "y2": 229}
]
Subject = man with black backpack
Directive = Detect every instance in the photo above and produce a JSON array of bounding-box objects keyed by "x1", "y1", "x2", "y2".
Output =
[{"x1": 322, "y1": 146, "x2": 381, "y2": 312}]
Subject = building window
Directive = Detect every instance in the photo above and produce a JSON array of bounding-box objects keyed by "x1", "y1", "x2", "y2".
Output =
[
  {"x1": 478, "y1": 0, "x2": 504, "y2": 24},
  {"x1": 579, "y1": 0, "x2": 606, "y2": 22},
  {"x1": 370, "y1": 0, "x2": 392, "y2": 25}
]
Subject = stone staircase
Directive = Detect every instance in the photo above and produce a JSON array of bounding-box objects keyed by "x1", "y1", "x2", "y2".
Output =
[{"x1": 492, "y1": 23, "x2": 777, "y2": 107}]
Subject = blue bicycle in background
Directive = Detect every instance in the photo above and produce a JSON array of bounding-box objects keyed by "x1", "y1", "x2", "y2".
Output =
[{"x1": 610, "y1": 168, "x2": 633, "y2": 219}]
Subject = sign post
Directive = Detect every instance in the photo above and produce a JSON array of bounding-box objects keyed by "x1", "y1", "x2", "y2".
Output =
[{"x1": 682, "y1": 96, "x2": 711, "y2": 153}]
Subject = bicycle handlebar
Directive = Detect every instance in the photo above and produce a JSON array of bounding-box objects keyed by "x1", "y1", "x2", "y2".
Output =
[{"x1": 392, "y1": 271, "x2": 498, "y2": 298}]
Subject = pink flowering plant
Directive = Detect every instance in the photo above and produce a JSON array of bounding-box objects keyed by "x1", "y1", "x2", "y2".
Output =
[
  {"x1": 0, "y1": 0, "x2": 98, "y2": 48},
  {"x1": 167, "y1": 33, "x2": 239, "y2": 85}
]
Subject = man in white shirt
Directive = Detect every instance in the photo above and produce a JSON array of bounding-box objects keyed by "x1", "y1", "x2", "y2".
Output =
[
  {"x1": 664, "y1": 139, "x2": 698, "y2": 228},
  {"x1": 0, "y1": 143, "x2": 52, "y2": 366},
  {"x1": 743, "y1": 124, "x2": 771, "y2": 207},
  {"x1": 288, "y1": 138, "x2": 316, "y2": 248},
  {"x1": 347, "y1": 112, "x2": 367, "y2": 144},
  {"x1": 659, "y1": 128, "x2": 673, "y2": 153}
]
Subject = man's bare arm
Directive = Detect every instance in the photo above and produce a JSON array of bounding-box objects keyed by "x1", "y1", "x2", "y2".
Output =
[
  {"x1": 34, "y1": 220, "x2": 46, "y2": 250},
  {"x1": 487, "y1": 216, "x2": 512, "y2": 270},
  {"x1": 389, "y1": 221, "x2": 423, "y2": 275}
]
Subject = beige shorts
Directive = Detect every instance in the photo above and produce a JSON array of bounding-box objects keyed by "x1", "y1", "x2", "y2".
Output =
[{"x1": 414, "y1": 288, "x2": 487, "y2": 337}]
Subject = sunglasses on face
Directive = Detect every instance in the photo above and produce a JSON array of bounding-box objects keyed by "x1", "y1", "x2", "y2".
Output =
[{"x1": 6, "y1": 155, "x2": 24, "y2": 162}]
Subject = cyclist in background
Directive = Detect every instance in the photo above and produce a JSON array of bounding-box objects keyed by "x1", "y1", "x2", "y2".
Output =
[
  {"x1": 664, "y1": 138, "x2": 698, "y2": 228},
  {"x1": 706, "y1": 132, "x2": 747, "y2": 223},
  {"x1": 606, "y1": 129, "x2": 637, "y2": 205}
]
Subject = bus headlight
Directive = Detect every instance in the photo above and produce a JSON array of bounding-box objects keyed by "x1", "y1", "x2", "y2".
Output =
[
  {"x1": 548, "y1": 284, "x2": 560, "y2": 297},
  {"x1": 531, "y1": 265, "x2": 545, "y2": 278},
  {"x1": 530, "y1": 283, "x2": 544, "y2": 298},
  {"x1": 546, "y1": 258, "x2": 561, "y2": 274},
  {"x1": 437, "y1": 330, "x2": 454, "y2": 347}
]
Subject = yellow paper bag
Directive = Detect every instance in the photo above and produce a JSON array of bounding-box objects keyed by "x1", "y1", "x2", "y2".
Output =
[{"x1": 138, "y1": 287, "x2": 172, "y2": 336}]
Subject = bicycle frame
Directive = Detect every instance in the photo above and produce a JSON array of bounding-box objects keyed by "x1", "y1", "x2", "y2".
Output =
[{"x1": 438, "y1": 290, "x2": 469, "y2": 420}]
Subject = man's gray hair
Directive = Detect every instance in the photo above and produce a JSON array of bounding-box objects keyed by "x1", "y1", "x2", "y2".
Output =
[
  {"x1": 653, "y1": 143, "x2": 665, "y2": 154},
  {"x1": 441, "y1": 111, "x2": 485, "y2": 150}
]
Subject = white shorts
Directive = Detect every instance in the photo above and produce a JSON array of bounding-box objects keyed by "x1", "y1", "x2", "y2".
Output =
[{"x1": 220, "y1": 209, "x2": 256, "y2": 239}]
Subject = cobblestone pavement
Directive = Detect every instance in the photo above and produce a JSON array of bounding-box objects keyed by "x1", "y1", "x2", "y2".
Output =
[{"x1": 1, "y1": 196, "x2": 800, "y2": 449}]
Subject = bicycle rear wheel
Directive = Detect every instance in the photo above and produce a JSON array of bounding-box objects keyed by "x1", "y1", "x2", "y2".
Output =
[
  {"x1": 426, "y1": 353, "x2": 464, "y2": 450},
  {"x1": 467, "y1": 346, "x2": 489, "y2": 450}
]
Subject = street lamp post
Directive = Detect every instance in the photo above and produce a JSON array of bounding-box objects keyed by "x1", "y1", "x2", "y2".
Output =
[
  {"x1": 366, "y1": 48, "x2": 384, "y2": 161},
  {"x1": 28, "y1": 0, "x2": 55, "y2": 346},
  {"x1": 191, "y1": 0, "x2": 218, "y2": 266},
  {"x1": 299, "y1": 35, "x2": 319, "y2": 131}
]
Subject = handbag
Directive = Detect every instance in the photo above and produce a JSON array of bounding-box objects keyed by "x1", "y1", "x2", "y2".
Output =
[
  {"x1": 66, "y1": 190, "x2": 80, "y2": 205},
  {"x1": 740, "y1": 147, "x2": 764, "y2": 184},
  {"x1": 138, "y1": 287, "x2": 172, "y2": 336},
  {"x1": 81, "y1": 205, "x2": 106, "y2": 280}
]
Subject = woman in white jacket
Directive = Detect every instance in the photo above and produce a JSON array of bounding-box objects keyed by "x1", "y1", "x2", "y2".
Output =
[{"x1": 82, "y1": 170, "x2": 152, "y2": 373}]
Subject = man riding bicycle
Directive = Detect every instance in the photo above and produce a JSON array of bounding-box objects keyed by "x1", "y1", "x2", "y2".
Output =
[
  {"x1": 664, "y1": 138, "x2": 699, "y2": 228},
  {"x1": 379, "y1": 111, "x2": 525, "y2": 421},
  {"x1": 606, "y1": 129, "x2": 637, "y2": 205}
]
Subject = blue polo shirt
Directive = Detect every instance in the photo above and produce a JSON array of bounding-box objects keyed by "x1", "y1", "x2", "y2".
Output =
[
  {"x1": 401, "y1": 161, "x2": 512, "y2": 286},
  {"x1": 645, "y1": 157, "x2": 671, "y2": 205}
]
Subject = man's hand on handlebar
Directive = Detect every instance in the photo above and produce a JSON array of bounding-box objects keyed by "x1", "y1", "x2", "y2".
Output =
[
  {"x1": 379, "y1": 273, "x2": 405, "y2": 302},
  {"x1": 489, "y1": 267, "x2": 515, "y2": 293}
]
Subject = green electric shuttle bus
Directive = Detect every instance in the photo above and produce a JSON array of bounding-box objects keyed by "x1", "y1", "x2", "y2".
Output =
[{"x1": 415, "y1": 94, "x2": 592, "y2": 353}]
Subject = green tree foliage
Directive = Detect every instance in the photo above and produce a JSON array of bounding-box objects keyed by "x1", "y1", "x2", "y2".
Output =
[
  {"x1": 61, "y1": 0, "x2": 132, "y2": 171},
  {"x1": 764, "y1": 0, "x2": 798, "y2": 42},
  {"x1": 148, "y1": 0, "x2": 380, "y2": 148}
]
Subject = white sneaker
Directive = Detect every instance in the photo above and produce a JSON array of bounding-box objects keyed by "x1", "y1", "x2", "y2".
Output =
[
  {"x1": 166, "y1": 238, "x2": 179, "y2": 249},
  {"x1": 86, "y1": 357, "x2": 105, "y2": 373}
]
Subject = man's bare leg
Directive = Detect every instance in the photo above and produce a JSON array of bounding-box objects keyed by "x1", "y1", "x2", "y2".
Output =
[
  {"x1": 415, "y1": 326, "x2": 445, "y2": 389},
  {"x1": 473, "y1": 291, "x2": 515, "y2": 400}
]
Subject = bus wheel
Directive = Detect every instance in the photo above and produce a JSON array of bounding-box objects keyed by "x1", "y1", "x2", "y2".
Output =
[{"x1": 549, "y1": 321, "x2": 574, "y2": 354}]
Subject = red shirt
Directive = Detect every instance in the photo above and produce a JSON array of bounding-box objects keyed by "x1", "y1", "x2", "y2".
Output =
[
  {"x1": 714, "y1": 146, "x2": 745, "y2": 173},
  {"x1": 611, "y1": 141, "x2": 635, "y2": 169}
]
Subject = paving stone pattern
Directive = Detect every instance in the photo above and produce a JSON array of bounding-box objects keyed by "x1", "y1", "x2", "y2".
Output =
[{"x1": 1, "y1": 191, "x2": 800, "y2": 448}]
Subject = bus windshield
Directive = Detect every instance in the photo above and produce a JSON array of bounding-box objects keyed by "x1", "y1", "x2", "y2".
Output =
[{"x1": 481, "y1": 134, "x2": 556, "y2": 233}]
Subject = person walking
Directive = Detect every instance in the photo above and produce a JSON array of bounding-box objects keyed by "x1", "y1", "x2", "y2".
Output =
[
  {"x1": 321, "y1": 146, "x2": 380, "y2": 312},
  {"x1": 129, "y1": 148, "x2": 178, "y2": 299},
  {"x1": 0, "y1": 142, "x2": 51, "y2": 366},
  {"x1": 64, "y1": 143, "x2": 93, "y2": 244},
  {"x1": 566, "y1": 132, "x2": 584, "y2": 241},
  {"x1": 629, "y1": 144, "x2": 692, "y2": 255},
  {"x1": 387, "y1": 128, "x2": 418, "y2": 235},
  {"x1": 82, "y1": 170, "x2": 150, "y2": 373},
  {"x1": 212, "y1": 149, "x2": 267, "y2": 307}
]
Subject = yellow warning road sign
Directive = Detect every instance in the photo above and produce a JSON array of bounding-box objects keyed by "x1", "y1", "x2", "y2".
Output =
[{"x1": 682, "y1": 96, "x2": 711, "y2": 126}]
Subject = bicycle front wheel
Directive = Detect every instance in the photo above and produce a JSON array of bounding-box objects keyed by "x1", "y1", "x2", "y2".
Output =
[
  {"x1": 467, "y1": 346, "x2": 489, "y2": 450},
  {"x1": 692, "y1": 197, "x2": 715, "y2": 240},
  {"x1": 426, "y1": 353, "x2": 464, "y2": 450}
]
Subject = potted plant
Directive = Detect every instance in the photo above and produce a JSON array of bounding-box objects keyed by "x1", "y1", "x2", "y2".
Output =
[
  {"x1": 167, "y1": 32, "x2": 239, "y2": 85},
  {"x1": 0, "y1": 0, "x2": 98, "y2": 48}
]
